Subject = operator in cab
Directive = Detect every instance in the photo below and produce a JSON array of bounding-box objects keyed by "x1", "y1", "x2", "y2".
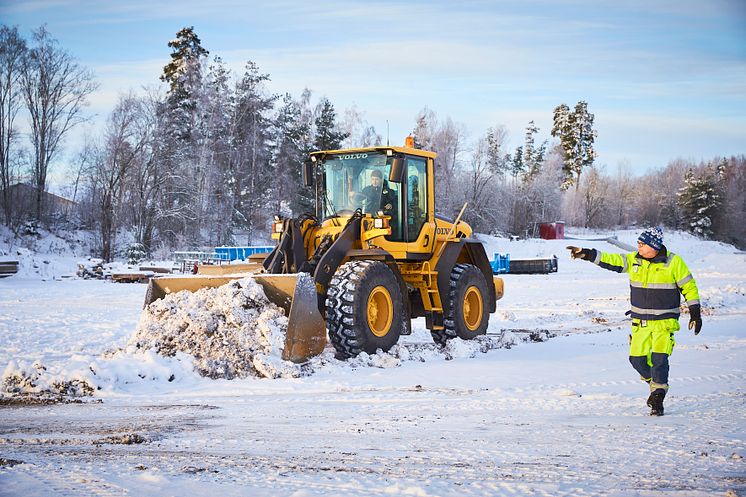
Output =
[{"x1": 351, "y1": 169, "x2": 397, "y2": 219}]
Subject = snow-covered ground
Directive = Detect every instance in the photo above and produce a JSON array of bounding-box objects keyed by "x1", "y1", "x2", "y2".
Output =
[{"x1": 0, "y1": 229, "x2": 744, "y2": 496}]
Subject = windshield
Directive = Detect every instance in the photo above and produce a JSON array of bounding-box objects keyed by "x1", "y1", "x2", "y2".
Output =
[{"x1": 321, "y1": 151, "x2": 395, "y2": 218}]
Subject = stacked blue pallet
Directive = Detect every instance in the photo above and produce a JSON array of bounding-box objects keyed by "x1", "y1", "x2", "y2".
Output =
[{"x1": 213, "y1": 246, "x2": 274, "y2": 261}]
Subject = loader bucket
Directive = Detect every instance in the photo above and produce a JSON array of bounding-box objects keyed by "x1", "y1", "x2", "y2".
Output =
[{"x1": 143, "y1": 272, "x2": 327, "y2": 363}]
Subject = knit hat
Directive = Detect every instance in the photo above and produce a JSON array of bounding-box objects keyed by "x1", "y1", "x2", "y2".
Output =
[
  {"x1": 638, "y1": 227, "x2": 664, "y2": 251},
  {"x1": 371, "y1": 169, "x2": 383, "y2": 178}
]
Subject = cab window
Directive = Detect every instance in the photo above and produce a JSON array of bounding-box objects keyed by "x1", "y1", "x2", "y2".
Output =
[{"x1": 406, "y1": 157, "x2": 427, "y2": 241}]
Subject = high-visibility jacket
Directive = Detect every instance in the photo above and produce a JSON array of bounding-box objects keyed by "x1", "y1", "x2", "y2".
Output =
[{"x1": 592, "y1": 246, "x2": 700, "y2": 321}]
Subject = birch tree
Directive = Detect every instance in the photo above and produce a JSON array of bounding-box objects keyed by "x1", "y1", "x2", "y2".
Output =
[
  {"x1": 20, "y1": 26, "x2": 97, "y2": 222},
  {"x1": 0, "y1": 25, "x2": 27, "y2": 226}
]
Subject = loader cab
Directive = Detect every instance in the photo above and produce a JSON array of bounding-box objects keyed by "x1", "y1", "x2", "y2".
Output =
[{"x1": 314, "y1": 148, "x2": 433, "y2": 250}]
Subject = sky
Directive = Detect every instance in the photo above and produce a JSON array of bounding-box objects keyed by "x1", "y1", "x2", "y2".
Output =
[{"x1": 2, "y1": 0, "x2": 745, "y2": 179}]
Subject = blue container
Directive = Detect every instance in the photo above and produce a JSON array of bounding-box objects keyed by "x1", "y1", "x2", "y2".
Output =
[
  {"x1": 214, "y1": 246, "x2": 274, "y2": 261},
  {"x1": 490, "y1": 253, "x2": 510, "y2": 274}
]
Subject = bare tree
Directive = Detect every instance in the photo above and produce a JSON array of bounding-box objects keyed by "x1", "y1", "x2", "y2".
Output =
[
  {"x1": 340, "y1": 104, "x2": 380, "y2": 148},
  {"x1": 0, "y1": 25, "x2": 27, "y2": 226},
  {"x1": 87, "y1": 94, "x2": 148, "y2": 261},
  {"x1": 463, "y1": 137, "x2": 495, "y2": 232},
  {"x1": 125, "y1": 90, "x2": 164, "y2": 253},
  {"x1": 20, "y1": 26, "x2": 97, "y2": 222},
  {"x1": 580, "y1": 165, "x2": 609, "y2": 228},
  {"x1": 610, "y1": 161, "x2": 634, "y2": 226}
]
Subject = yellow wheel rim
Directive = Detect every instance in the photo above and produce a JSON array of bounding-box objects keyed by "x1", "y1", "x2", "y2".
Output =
[
  {"x1": 463, "y1": 286, "x2": 483, "y2": 331},
  {"x1": 367, "y1": 285, "x2": 393, "y2": 337}
]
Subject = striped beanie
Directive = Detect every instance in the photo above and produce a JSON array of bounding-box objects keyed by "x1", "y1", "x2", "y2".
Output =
[{"x1": 638, "y1": 227, "x2": 664, "y2": 251}]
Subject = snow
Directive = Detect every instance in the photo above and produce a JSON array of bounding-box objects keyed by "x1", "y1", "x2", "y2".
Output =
[{"x1": 0, "y1": 228, "x2": 745, "y2": 496}]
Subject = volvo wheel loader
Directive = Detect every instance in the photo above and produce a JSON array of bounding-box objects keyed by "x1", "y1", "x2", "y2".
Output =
[{"x1": 143, "y1": 138, "x2": 504, "y2": 363}]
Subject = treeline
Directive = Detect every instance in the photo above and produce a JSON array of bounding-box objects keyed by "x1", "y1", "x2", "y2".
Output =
[{"x1": 2, "y1": 25, "x2": 745, "y2": 259}]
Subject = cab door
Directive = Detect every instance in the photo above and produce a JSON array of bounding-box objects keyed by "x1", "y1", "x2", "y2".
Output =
[{"x1": 403, "y1": 156, "x2": 435, "y2": 258}]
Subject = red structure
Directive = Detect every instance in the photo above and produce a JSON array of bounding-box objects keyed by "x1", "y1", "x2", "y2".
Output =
[{"x1": 539, "y1": 222, "x2": 565, "y2": 240}]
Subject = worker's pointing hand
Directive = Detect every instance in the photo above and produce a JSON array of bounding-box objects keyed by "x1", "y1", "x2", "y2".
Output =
[{"x1": 566, "y1": 246, "x2": 593, "y2": 260}]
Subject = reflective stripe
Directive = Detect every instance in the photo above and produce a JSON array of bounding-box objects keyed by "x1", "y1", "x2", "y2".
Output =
[
  {"x1": 630, "y1": 305, "x2": 680, "y2": 316},
  {"x1": 687, "y1": 299, "x2": 700, "y2": 306},
  {"x1": 622, "y1": 256, "x2": 628, "y2": 272},
  {"x1": 665, "y1": 252, "x2": 675, "y2": 267},
  {"x1": 677, "y1": 274, "x2": 693, "y2": 286},
  {"x1": 629, "y1": 281, "x2": 677, "y2": 289}
]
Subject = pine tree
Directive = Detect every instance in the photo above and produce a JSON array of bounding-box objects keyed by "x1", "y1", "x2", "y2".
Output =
[
  {"x1": 677, "y1": 167, "x2": 722, "y2": 238},
  {"x1": 412, "y1": 107, "x2": 436, "y2": 150},
  {"x1": 551, "y1": 101, "x2": 596, "y2": 190},
  {"x1": 522, "y1": 121, "x2": 541, "y2": 180},
  {"x1": 161, "y1": 27, "x2": 209, "y2": 111},
  {"x1": 510, "y1": 146, "x2": 524, "y2": 178},
  {"x1": 485, "y1": 125, "x2": 508, "y2": 176},
  {"x1": 230, "y1": 60, "x2": 277, "y2": 243},
  {"x1": 313, "y1": 98, "x2": 348, "y2": 151},
  {"x1": 272, "y1": 93, "x2": 311, "y2": 215},
  {"x1": 155, "y1": 27, "x2": 210, "y2": 246}
]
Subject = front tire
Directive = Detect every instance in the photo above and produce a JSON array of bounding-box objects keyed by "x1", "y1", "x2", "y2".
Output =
[
  {"x1": 326, "y1": 260, "x2": 404, "y2": 359},
  {"x1": 431, "y1": 263, "x2": 489, "y2": 346}
]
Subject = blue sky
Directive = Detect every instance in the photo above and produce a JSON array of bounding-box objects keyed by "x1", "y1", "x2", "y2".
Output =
[{"x1": 2, "y1": 0, "x2": 745, "y2": 176}]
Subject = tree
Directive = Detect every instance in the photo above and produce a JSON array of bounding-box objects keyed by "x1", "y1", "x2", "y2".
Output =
[
  {"x1": 715, "y1": 156, "x2": 746, "y2": 248},
  {"x1": 156, "y1": 27, "x2": 210, "y2": 246},
  {"x1": 230, "y1": 61, "x2": 277, "y2": 243},
  {"x1": 0, "y1": 25, "x2": 27, "y2": 226},
  {"x1": 125, "y1": 89, "x2": 163, "y2": 254},
  {"x1": 677, "y1": 166, "x2": 722, "y2": 238},
  {"x1": 610, "y1": 161, "x2": 634, "y2": 226},
  {"x1": 509, "y1": 146, "x2": 524, "y2": 178},
  {"x1": 272, "y1": 93, "x2": 311, "y2": 215},
  {"x1": 340, "y1": 105, "x2": 381, "y2": 148},
  {"x1": 579, "y1": 165, "x2": 610, "y2": 228},
  {"x1": 522, "y1": 120, "x2": 540, "y2": 179},
  {"x1": 485, "y1": 125, "x2": 509, "y2": 176},
  {"x1": 161, "y1": 26, "x2": 209, "y2": 136},
  {"x1": 87, "y1": 94, "x2": 150, "y2": 261},
  {"x1": 195, "y1": 56, "x2": 234, "y2": 246},
  {"x1": 20, "y1": 26, "x2": 97, "y2": 222},
  {"x1": 463, "y1": 136, "x2": 497, "y2": 232},
  {"x1": 551, "y1": 101, "x2": 597, "y2": 190},
  {"x1": 313, "y1": 98, "x2": 348, "y2": 151},
  {"x1": 412, "y1": 107, "x2": 436, "y2": 151}
]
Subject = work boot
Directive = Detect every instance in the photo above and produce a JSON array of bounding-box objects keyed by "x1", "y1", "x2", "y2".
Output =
[{"x1": 647, "y1": 388, "x2": 666, "y2": 416}]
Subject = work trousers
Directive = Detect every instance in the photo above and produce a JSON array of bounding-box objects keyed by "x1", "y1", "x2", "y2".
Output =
[{"x1": 628, "y1": 318, "x2": 679, "y2": 391}]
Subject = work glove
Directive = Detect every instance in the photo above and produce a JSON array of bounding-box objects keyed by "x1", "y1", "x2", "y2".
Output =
[
  {"x1": 566, "y1": 246, "x2": 594, "y2": 261},
  {"x1": 688, "y1": 304, "x2": 702, "y2": 335}
]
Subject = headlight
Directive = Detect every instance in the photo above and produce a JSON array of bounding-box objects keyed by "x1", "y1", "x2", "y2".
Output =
[
  {"x1": 274, "y1": 222, "x2": 284, "y2": 233},
  {"x1": 374, "y1": 218, "x2": 384, "y2": 229}
]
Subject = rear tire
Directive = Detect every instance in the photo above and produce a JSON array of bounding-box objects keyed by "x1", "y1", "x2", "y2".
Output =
[
  {"x1": 326, "y1": 260, "x2": 404, "y2": 359},
  {"x1": 431, "y1": 263, "x2": 489, "y2": 346}
]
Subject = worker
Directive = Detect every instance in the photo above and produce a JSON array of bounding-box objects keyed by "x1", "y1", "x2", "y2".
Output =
[
  {"x1": 567, "y1": 227, "x2": 702, "y2": 416},
  {"x1": 354, "y1": 169, "x2": 397, "y2": 217}
]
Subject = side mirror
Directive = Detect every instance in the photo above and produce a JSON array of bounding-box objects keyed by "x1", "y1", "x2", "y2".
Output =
[
  {"x1": 388, "y1": 157, "x2": 405, "y2": 184},
  {"x1": 302, "y1": 160, "x2": 314, "y2": 187}
]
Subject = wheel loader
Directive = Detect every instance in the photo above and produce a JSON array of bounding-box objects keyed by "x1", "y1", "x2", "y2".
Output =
[{"x1": 144, "y1": 138, "x2": 504, "y2": 362}]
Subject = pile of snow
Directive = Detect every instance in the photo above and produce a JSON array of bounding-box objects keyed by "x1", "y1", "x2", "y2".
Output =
[
  {"x1": 130, "y1": 277, "x2": 299, "y2": 379},
  {"x1": 1, "y1": 350, "x2": 199, "y2": 402}
]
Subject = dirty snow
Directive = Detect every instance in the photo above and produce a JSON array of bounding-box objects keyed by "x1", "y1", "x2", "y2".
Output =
[
  {"x1": 133, "y1": 277, "x2": 295, "y2": 379},
  {"x1": 0, "y1": 228, "x2": 745, "y2": 496}
]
